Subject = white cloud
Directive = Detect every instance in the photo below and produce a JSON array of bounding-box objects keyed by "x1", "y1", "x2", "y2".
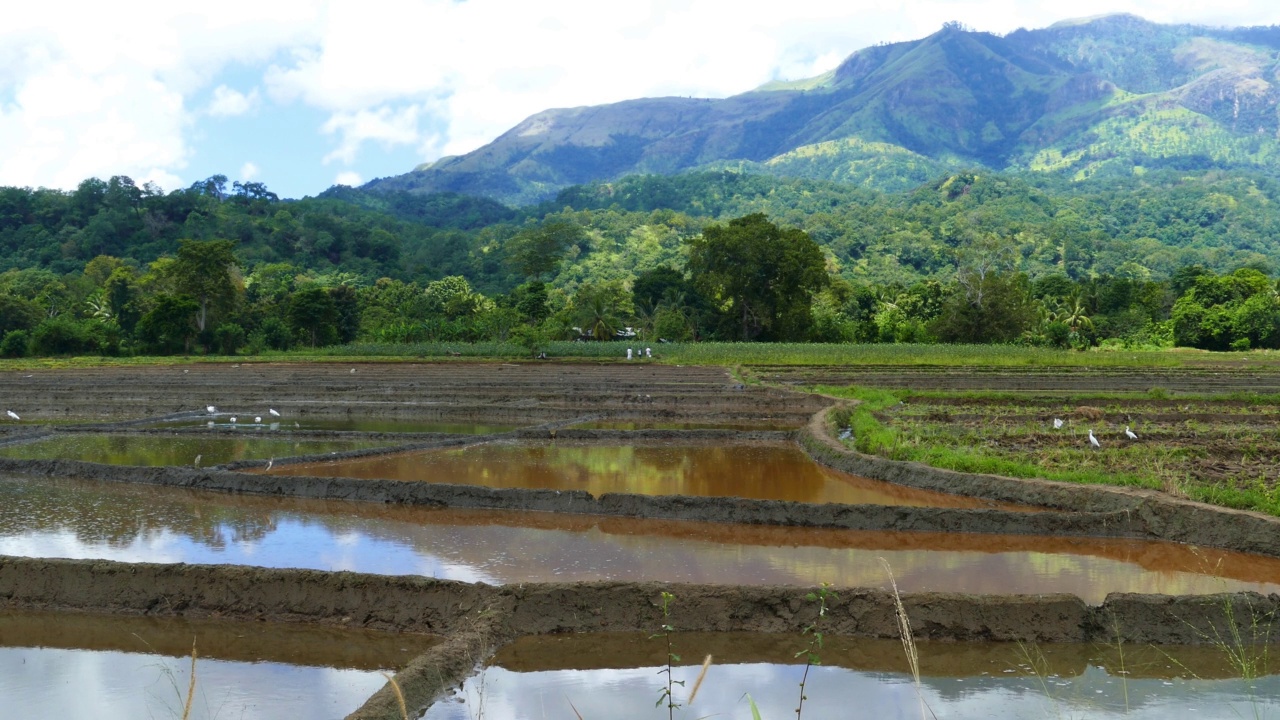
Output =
[
  {"x1": 240, "y1": 161, "x2": 260, "y2": 181},
  {"x1": 208, "y1": 85, "x2": 259, "y2": 117},
  {"x1": 0, "y1": 3, "x2": 321, "y2": 190},
  {"x1": 334, "y1": 171, "x2": 362, "y2": 186},
  {"x1": 321, "y1": 104, "x2": 423, "y2": 165},
  {"x1": 1, "y1": 1, "x2": 1277, "y2": 192}
]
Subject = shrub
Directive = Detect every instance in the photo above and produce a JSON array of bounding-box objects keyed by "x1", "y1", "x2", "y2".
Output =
[
  {"x1": 29, "y1": 317, "x2": 99, "y2": 356},
  {"x1": 0, "y1": 330, "x2": 29, "y2": 358},
  {"x1": 214, "y1": 323, "x2": 246, "y2": 355}
]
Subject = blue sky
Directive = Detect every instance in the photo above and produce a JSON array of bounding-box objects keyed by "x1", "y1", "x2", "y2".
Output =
[{"x1": 1, "y1": 1, "x2": 1274, "y2": 200}]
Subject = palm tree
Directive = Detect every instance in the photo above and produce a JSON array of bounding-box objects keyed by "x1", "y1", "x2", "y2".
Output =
[
  {"x1": 577, "y1": 293, "x2": 622, "y2": 340},
  {"x1": 1057, "y1": 296, "x2": 1094, "y2": 334}
]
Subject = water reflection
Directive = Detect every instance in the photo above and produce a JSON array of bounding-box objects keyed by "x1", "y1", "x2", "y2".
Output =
[
  {"x1": 0, "y1": 434, "x2": 390, "y2": 467},
  {"x1": 1, "y1": 647, "x2": 388, "y2": 720},
  {"x1": 570, "y1": 421, "x2": 799, "y2": 430},
  {"x1": 267, "y1": 441, "x2": 1017, "y2": 508},
  {"x1": 427, "y1": 633, "x2": 1280, "y2": 720},
  {"x1": 152, "y1": 417, "x2": 518, "y2": 434},
  {"x1": 2, "y1": 476, "x2": 1278, "y2": 602}
]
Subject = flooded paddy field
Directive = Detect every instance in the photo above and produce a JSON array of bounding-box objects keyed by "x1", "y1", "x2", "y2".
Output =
[
  {"x1": 428, "y1": 632, "x2": 1280, "y2": 720},
  {"x1": 0, "y1": 609, "x2": 437, "y2": 720},
  {"x1": 148, "y1": 416, "x2": 519, "y2": 434},
  {"x1": 0, "y1": 433, "x2": 392, "y2": 467},
  {"x1": 263, "y1": 440, "x2": 1022, "y2": 508},
  {"x1": 4, "y1": 362, "x2": 1280, "y2": 719},
  {"x1": 1, "y1": 475, "x2": 1276, "y2": 602}
]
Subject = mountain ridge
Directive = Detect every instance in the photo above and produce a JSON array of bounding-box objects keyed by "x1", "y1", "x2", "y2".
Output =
[{"x1": 365, "y1": 15, "x2": 1280, "y2": 204}]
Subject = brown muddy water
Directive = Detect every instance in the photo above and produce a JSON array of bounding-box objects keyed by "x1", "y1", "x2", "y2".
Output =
[
  {"x1": 265, "y1": 441, "x2": 1019, "y2": 508},
  {"x1": 426, "y1": 632, "x2": 1280, "y2": 720},
  {"x1": 3, "y1": 475, "x2": 1277, "y2": 602},
  {"x1": 149, "y1": 417, "x2": 518, "y2": 434},
  {"x1": 569, "y1": 420, "x2": 799, "y2": 430},
  {"x1": 0, "y1": 433, "x2": 392, "y2": 467},
  {"x1": 0, "y1": 609, "x2": 436, "y2": 720}
]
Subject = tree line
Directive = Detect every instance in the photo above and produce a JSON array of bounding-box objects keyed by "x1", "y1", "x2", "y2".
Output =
[{"x1": 2, "y1": 168, "x2": 1280, "y2": 356}]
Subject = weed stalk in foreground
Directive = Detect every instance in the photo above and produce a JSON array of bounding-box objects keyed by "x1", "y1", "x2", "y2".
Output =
[
  {"x1": 180, "y1": 641, "x2": 197, "y2": 720},
  {"x1": 650, "y1": 591, "x2": 684, "y2": 719},
  {"x1": 795, "y1": 583, "x2": 836, "y2": 719},
  {"x1": 879, "y1": 558, "x2": 934, "y2": 720}
]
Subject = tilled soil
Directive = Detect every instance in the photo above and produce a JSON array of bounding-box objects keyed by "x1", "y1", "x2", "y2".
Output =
[{"x1": 5, "y1": 362, "x2": 1280, "y2": 720}]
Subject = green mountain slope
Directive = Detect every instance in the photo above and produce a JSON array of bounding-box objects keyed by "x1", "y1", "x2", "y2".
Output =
[{"x1": 365, "y1": 15, "x2": 1280, "y2": 205}]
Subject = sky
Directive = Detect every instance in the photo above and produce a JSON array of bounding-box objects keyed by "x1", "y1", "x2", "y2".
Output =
[{"x1": 0, "y1": 1, "x2": 1275, "y2": 199}]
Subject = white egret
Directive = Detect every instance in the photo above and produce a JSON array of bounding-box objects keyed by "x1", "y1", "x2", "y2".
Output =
[
  {"x1": 265, "y1": 458, "x2": 274, "y2": 471},
  {"x1": 269, "y1": 408, "x2": 280, "y2": 417},
  {"x1": 1088, "y1": 430, "x2": 1100, "y2": 448},
  {"x1": 207, "y1": 421, "x2": 214, "y2": 428},
  {"x1": 1125, "y1": 426, "x2": 1138, "y2": 440},
  {"x1": 230, "y1": 416, "x2": 237, "y2": 424},
  {"x1": 1052, "y1": 418, "x2": 1063, "y2": 429},
  {"x1": 193, "y1": 454, "x2": 202, "y2": 467},
  {"x1": 5, "y1": 410, "x2": 18, "y2": 421},
  {"x1": 255, "y1": 416, "x2": 262, "y2": 423},
  {"x1": 350, "y1": 368, "x2": 356, "y2": 374},
  {"x1": 207, "y1": 405, "x2": 216, "y2": 414}
]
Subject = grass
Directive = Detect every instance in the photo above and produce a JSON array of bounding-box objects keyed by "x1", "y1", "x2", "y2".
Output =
[
  {"x1": 819, "y1": 384, "x2": 1280, "y2": 517},
  {"x1": 8, "y1": 340, "x2": 1280, "y2": 371}
]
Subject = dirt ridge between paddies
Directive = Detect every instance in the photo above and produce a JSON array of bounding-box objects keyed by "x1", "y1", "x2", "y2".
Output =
[
  {"x1": 800, "y1": 400, "x2": 1280, "y2": 558},
  {"x1": 3, "y1": 556, "x2": 1280, "y2": 720}
]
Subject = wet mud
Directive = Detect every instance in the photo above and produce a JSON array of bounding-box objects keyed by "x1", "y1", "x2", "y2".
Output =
[{"x1": 5, "y1": 363, "x2": 1280, "y2": 719}]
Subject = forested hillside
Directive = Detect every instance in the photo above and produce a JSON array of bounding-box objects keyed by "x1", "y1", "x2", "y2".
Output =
[
  {"x1": 1, "y1": 167, "x2": 1279, "y2": 357},
  {"x1": 367, "y1": 15, "x2": 1280, "y2": 205}
]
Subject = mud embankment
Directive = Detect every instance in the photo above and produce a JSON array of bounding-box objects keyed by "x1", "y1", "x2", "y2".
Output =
[
  {"x1": 0, "y1": 457, "x2": 1153, "y2": 541},
  {"x1": 4, "y1": 556, "x2": 1278, "y2": 720},
  {"x1": 801, "y1": 403, "x2": 1280, "y2": 559}
]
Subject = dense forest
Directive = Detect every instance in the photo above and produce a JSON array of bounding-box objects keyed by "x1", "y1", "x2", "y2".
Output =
[{"x1": 0, "y1": 168, "x2": 1278, "y2": 357}]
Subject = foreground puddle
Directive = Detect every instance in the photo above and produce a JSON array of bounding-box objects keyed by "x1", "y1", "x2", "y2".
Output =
[
  {"x1": 0, "y1": 609, "x2": 435, "y2": 720},
  {"x1": 266, "y1": 441, "x2": 1015, "y2": 508},
  {"x1": 427, "y1": 632, "x2": 1280, "y2": 720},
  {"x1": 149, "y1": 417, "x2": 518, "y2": 434},
  {"x1": 568, "y1": 420, "x2": 799, "y2": 430},
  {"x1": 2, "y1": 476, "x2": 1277, "y2": 602},
  {"x1": 0, "y1": 433, "x2": 391, "y2": 467}
]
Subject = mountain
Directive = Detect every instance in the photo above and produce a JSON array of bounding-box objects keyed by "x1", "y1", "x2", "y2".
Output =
[{"x1": 364, "y1": 15, "x2": 1280, "y2": 205}]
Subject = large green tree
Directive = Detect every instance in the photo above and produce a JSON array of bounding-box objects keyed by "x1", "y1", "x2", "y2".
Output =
[
  {"x1": 686, "y1": 213, "x2": 827, "y2": 341},
  {"x1": 170, "y1": 239, "x2": 239, "y2": 333}
]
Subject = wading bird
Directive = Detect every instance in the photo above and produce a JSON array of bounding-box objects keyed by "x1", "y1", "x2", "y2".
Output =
[
  {"x1": 5, "y1": 410, "x2": 18, "y2": 421},
  {"x1": 269, "y1": 408, "x2": 280, "y2": 417},
  {"x1": 255, "y1": 416, "x2": 262, "y2": 423},
  {"x1": 265, "y1": 458, "x2": 273, "y2": 471},
  {"x1": 1052, "y1": 418, "x2": 1063, "y2": 429},
  {"x1": 230, "y1": 417, "x2": 237, "y2": 424},
  {"x1": 1088, "y1": 430, "x2": 1100, "y2": 448},
  {"x1": 1125, "y1": 426, "x2": 1138, "y2": 440},
  {"x1": 207, "y1": 405, "x2": 216, "y2": 414},
  {"x1": 193, "y1": 454, "x2": 201, "y2": 467}
]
